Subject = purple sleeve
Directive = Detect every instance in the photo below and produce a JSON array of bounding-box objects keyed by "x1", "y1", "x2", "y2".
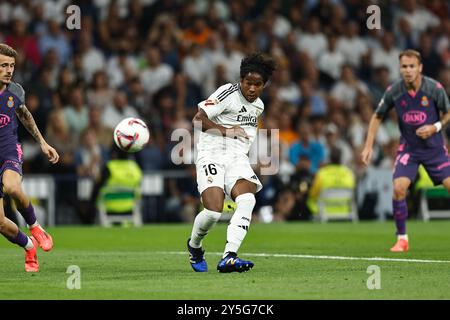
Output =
[
  {"x1": 434, "y1": 82, "x2": 450, "y2": 113},
  {"x1": 375, "y1": 86, "x2": 395, "y2": 117}
]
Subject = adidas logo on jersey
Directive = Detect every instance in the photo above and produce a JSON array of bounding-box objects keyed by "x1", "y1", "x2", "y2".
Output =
[
  {"x1": 239, "y1": 106, "x2": 247, "y2": 113},
  {"x1": 250, "y1": 175, "x2": 258, "y2": 180}
]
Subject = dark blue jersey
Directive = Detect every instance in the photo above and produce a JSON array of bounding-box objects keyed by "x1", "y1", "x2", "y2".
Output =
[
  {"x1": 0, "y1": 82, "x2": 25, "y2": 149},
  {"x1": 375, "y1": 76, "x2": 450, "y2": 154}
]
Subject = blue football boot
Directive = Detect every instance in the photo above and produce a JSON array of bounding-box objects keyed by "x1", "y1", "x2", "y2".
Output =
[
  {"x1": 187, "y1": 239, "x2": 208, "y2": 272},
  {"x1": 217, "y1": 253, "x2": 254, "y2": 273}
]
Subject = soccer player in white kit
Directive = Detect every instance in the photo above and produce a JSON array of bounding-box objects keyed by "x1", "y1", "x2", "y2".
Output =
[{"x1": 187, "y1": 53, "x2": 276, "y2": 273}]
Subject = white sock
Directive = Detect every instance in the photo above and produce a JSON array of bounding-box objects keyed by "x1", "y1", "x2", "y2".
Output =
[
  {"x1": 28, "y1": 222, "x2": 40, "y2": 229},
  {"x1": 189, "y1": 209, "x2": 222, "y2": 248},
  {"x1": 223, "y1": 193, "x2": 255, "y2": 258},
  {"x1": 24, "y1": 236, "x2": 34, "y2": 250},
  {"x1": 398, "y1": 234, "x2": 408, "y2": 241}
]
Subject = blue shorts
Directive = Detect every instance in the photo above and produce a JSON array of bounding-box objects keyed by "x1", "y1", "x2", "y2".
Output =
[
  {"x1": 0, "y1": 143, "x2": 23, "y2": 198},
  {"x1": 393, "y1": 144, "x2": 450, "y2": 185}
]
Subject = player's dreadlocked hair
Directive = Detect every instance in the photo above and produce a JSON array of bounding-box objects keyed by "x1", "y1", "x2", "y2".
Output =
[{"x1": 240, "y1": 53, "x2": 276, "y2": 83}]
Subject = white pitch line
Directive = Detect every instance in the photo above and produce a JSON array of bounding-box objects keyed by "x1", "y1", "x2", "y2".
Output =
[{"x1": 159, "y1": 251, "x2": 450, "y2": 264}]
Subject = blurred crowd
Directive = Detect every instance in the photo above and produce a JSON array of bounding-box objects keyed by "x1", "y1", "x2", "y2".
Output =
[{"x1": 1, "y1": 0, "x2": 450, "y2": 222}]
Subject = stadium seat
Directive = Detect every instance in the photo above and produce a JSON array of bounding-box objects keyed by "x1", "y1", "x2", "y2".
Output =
[
  {"x1": 97, "y1": 186, "x2": 143, "y2": 227},
  {"x1": 317, "y1": 188, "x2": 358, "y2": 223},
  {"x1": 419, "y1": 187, "x2": 450, "y2": 221}
]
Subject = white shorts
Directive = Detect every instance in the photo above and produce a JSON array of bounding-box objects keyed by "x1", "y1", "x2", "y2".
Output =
[{"x1": 196, "y1": 154, "x2": 262, "y2": 197}]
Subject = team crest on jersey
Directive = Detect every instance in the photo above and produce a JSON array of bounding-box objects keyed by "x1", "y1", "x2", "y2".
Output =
[
  {"x1": 207, "y1": 176, "x2": 213, "y2": 184},
  {"x1": 421, "y1": 96, "x2": 429, "y2": 107},
  {"x1": 7, "y1": 96, "x2": 14, "y2": 108}
]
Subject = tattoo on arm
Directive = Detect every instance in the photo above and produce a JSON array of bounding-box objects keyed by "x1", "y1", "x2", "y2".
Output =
[{"x1": 15, "y1": 105, "x2": 45, "y2": 144}]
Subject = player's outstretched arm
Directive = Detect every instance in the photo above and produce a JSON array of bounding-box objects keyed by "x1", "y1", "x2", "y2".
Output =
[
  {"x1": 15, "y1": 104, "x2": 59, "y2": 164},
  {"x1": 193, "y1": 109, "x2": 248, "y2": 140},
  {"x1": 361, "y1": 114, "x2": 382, "y2": 165}
]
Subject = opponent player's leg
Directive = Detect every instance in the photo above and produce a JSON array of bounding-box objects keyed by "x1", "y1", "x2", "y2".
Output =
[
  {"x1": 391, "y1": 152, "x2": 418, "y2": 252},
  {"x1": 2, "y1": 169, "x2": 53, "y2": 251},
  {"x1": 391, "y1": 177, "x2": 412, "y2": 252},
  {"x1": 217, "y1": 179, "x2": 256, "y2": 273},
  {"x1": 0, "y1": 198, "x2": 39, "y2": 272}
]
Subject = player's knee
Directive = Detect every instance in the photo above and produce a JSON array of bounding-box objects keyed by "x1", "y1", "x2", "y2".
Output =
[
  {"x1": 203, "y1": 201, "x2": 224, "y2": 213},
  {"x1": 203, "y1": 208, "x2": 222, "y2": 222},
  {"x1": 2, "y1": 182, "x2": 22, "y2": 199},
  {"x1": 0, "y1": 215, "x2": 6, "y2": 231},
  {"x1": 202, "y1": 192, "x2": 224, "y2": 212},
  {"x1": 235, "y1": 193, "x2": 256, "y2": 209},
  {"x1": 393, "y1": 185, "x2": 407, "y2": 200},
  {"x1": 230, "y1": 193, "x2": 255, "y2": 226}
]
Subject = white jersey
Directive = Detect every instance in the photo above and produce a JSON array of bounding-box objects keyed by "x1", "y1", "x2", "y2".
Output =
[{"x1": 196, "y1": 83, "x2": 264, "y2": 158}]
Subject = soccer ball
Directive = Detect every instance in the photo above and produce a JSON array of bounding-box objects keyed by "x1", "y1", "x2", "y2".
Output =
[{"x1": 113, "y1": 117, "x2": 150, "y2": 153}]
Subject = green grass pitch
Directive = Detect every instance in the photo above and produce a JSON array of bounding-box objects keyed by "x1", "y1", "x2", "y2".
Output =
[{"x1": 1, "y1": 221, "x2": 450, "y2": 299}]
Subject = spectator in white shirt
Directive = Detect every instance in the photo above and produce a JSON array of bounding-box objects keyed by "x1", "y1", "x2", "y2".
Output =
[
  {"x1": 349, "y1": 98, "x2": 389, "y2": 149},
  {"x1": 78, "y1": 31, "x2": 106, "y2": 84},
  {"x1": 262, "y1": 5, "x2": 292, "y2": 39},
  {"x1": 394, "y1": 0, "x2": 440, "y2": 38},
  {"x1": 277, "y1": 68, "x2": 301, "y2": 105},
  {"x1": 330, "y1": 64, "x2": 369, "y2": 111},
  {"x1": 336, "y1": 20, "x2": 368, "y2": 69},
  {"x1": 296, "y1": 16, "x2": 327, "y2": 63},
  {"x1": 221, "y1": 38, "x2": 244, "y2": 83},
  {"x1": 318, "y1": 34, "x2": 345, "y2": 81},
  {"x1": 371, "y1": 31, "x2": 402, "y2": 82},
  {"x1": 183, "y1": 43, "x2": 210, "y2": 89},
  {"x1": 323, "y1": 123, "x2": 353, "y2": 167},
  {"x1": 140, "y1": 46, "x2": 174, "y2": 97},
  {"x1": 106, "y1": 42, "x2": 139, "y2": 89},
  {"x1": 102, "y1": 91, "x2": 139, "y2": 130},
  {"x1": 63, "y1": 86, "x2": 89, "y2": 137}
]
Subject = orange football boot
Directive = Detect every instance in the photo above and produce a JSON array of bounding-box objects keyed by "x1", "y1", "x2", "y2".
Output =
[
  {"x1": 30, "y1": 225, "x2": 53, "y2": 252},
  {"x1": 25, "y1": 236, "x2": 39, "y2": 272},
  {"x1": 390, "y1": 238, "x2": 409, "y2": 252}
]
